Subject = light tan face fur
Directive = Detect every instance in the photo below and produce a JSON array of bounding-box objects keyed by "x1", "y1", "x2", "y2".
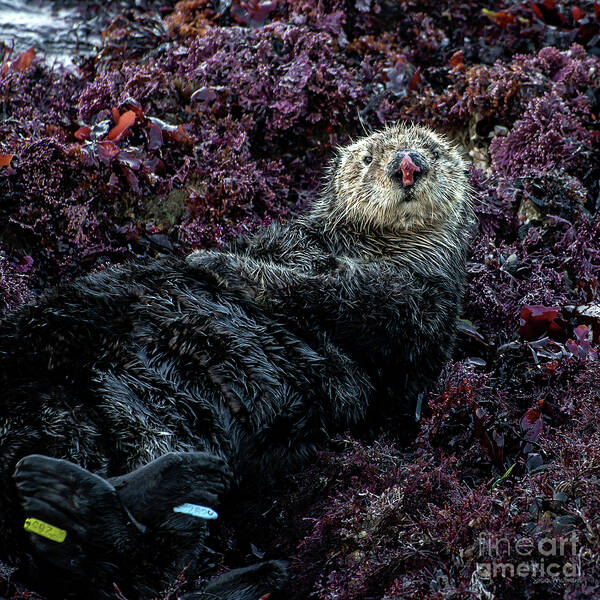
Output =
[{"x1": 324, "y1": 123, "x2": 468, "y2": 232}]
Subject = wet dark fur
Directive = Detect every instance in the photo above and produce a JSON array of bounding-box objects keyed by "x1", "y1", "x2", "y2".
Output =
[{"x1": 0, "y1": 124, "x2": 475, "y2": 598}]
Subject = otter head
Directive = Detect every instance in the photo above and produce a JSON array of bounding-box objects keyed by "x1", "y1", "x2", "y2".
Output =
[{"x1": 321, "y1": 122, "x2": 468, "y2": 232}]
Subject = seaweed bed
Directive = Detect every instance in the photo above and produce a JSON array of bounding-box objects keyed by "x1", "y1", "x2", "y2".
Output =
[{"x1": 2, "y1": 0, "x2": 600, "y2": 598}]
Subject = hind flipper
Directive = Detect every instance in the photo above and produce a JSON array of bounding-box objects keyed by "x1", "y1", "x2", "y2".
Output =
[
  {"x1": 110, "y1": 451, "x2": 232, "y2": 531},
  {"x1": 13, "y1": 452, "x2": 234, "y2": 597},
  {"x1": 13, "y1": 454, "x2": 141, "y2": 593}
]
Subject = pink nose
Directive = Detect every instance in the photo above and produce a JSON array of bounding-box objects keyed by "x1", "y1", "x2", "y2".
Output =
[{"x1": 398, "y1": 153, "x2": 421, "y2": 187}]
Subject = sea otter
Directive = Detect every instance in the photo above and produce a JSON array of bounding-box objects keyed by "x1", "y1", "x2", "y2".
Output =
[{"x1": 0, "y1": 123, "x2": 475, "y2": 599}]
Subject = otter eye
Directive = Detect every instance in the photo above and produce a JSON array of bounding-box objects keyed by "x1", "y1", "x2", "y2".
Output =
[
  {"x1": 432, "y1": 149, "x2": 440, "y2": 159},
  {"x1": 363, "y1": 155, "x2": 372, "y2": 165}
]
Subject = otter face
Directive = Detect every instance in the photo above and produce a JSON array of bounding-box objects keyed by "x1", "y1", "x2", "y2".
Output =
[{"x1": 328, "y1": 123, "x2": 468, "y2": 231}]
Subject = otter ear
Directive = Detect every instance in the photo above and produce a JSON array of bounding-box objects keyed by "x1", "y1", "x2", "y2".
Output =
[
  {"x1": 322, "y1": 148, "x2": 346, "y2": 201},
  {"x1": 327, "y1": 148, "x2": 345, "y2": 177},
  {"x1": 457, "y1": 152, "x2": 472, "y2": 176}
]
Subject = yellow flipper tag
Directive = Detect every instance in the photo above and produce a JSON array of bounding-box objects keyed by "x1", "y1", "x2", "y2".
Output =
[{"x1": 24, "y1": 518, "x2": 67, "y2": 543}]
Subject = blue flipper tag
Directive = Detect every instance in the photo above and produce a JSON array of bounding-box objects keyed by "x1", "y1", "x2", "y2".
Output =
[{"x1": 173, "y1": 503, "x2": 219, "y2": 520}]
